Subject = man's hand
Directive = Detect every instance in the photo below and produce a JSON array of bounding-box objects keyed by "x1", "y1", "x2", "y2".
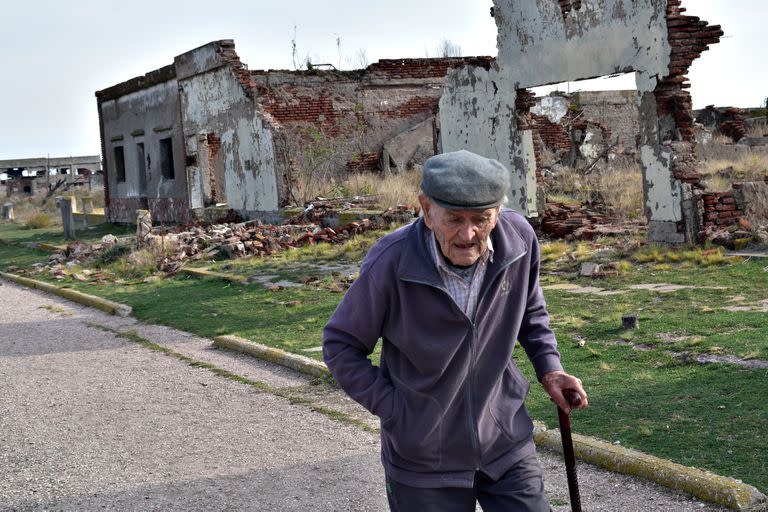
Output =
[{"x1": 540, "y1": 370, "x2": 588, "y2": 413}]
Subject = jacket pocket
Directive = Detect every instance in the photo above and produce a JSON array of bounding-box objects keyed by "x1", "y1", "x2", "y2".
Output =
[
  {"x1": 382, "y1": 387, "x2": 443, "y2": 469},
  {"x1": 488, "y1": 364, "x2": 532, "y2": 443}
]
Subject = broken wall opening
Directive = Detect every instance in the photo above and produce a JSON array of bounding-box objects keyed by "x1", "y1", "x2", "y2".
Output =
[
  {"x1": 439, "y1": 0, "x2": 724, "y2": 244},
  {"x1": 520, "y1": 74, "x2": 646, "y2": 239}
]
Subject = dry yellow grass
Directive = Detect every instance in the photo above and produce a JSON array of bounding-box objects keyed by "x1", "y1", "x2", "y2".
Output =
[
  {"x1": 341, "y1": 169, "x2": 422, "y2": 208},
  {"x1": 598, "y1": 165, "x2": 644, "y2": 219},
  {"x1": 700, "y1": 152, "x2": 768, "y2": 192},
  {"x1": 545, "y1": 163, "x2": 645, "y2": 220}
]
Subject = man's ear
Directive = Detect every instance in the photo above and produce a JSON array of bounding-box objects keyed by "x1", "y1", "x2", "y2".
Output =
[{"x1": 418, "y1": 194, "x2": 433, "y2": 229}]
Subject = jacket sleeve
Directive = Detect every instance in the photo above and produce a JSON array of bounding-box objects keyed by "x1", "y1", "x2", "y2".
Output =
[
  {"x1": 322, "y1": 254, "x2": 395, "y2": 421},
  {"x1": 517, "y1": 231, "x2": 564, "y2": 381}
]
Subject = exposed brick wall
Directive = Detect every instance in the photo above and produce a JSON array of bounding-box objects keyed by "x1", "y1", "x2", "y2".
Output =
[
  {"x1": 655, "y1": 0, "x2": 723, "y2": 143},
  {"x1": 243, "y1": 57, "x2": 492, "y2": 177},
  {"x1": 217, "y1": 40, "x2": 257, "y2": 100},
  {"x1": 515, "y1": 89, "x2": 546, "y2": 183},
  {"x1": 718, "y1": 108, "x2": 748, "y2": 142},
  {"x1": 379, "y1": 96, "x2": 440, "y2": 119},
  {"x1": 534, "y1": 115, "x2": 573, "y2": 154},
  {"x1": 346, "y1": 151, "x2": 382, "y2": 172},
  {"x1": 541, "y1": 201, "x2": 615, "y2": 240},
  {"x1": 701, "y1": 191, "x2": 743, "y2": 229},
  {"x1": 366, "y1": 57, "x2": 493, "y2": 79}
]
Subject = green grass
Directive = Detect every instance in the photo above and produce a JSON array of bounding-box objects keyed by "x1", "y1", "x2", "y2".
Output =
[
  {"x1": 0, "y1": 221, "x2": 133, "y2": 245},
  {"x1": 0, "y1": 243, "x2": 50, "y2": 270},
  {"x1": 2, "y1": 232, "x2": 767, "y2": 491}
]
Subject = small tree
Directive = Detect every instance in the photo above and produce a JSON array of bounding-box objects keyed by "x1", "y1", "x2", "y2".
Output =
[{"x1": 436, "y1": 39, "x2": 462, "y2": 58}]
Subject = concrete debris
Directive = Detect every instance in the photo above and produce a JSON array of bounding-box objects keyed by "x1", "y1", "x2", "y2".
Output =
[{"x1": 579, "y1": 262, "x2": 601, "y2": 277}]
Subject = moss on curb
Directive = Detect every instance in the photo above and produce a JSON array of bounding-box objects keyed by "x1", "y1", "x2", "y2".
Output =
[
  {"x1": 0, "y1": 272, "x2": 132, "y2": 317},
  {"x1": 214, "y1": 334, "x2": 330, "y2": 379},
  {"x1": 535, "y1": 429, "x2": 767, "y2": 510}
]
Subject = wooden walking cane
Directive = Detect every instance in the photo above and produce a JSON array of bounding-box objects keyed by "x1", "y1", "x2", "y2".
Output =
[{"x1": 558, "y1": 390, "x2": 583, "y2": 512}]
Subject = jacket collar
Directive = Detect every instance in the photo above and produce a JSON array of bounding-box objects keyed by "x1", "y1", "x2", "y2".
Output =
[{"x1": 397, "y1": 212, "x2": 528, "y2": 288}]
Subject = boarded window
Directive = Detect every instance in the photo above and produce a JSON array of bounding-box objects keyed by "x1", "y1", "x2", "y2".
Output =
[
  {"x1": 159, "y1": 138, "x2": 175, "y2": 180},
  {"x1": 114, "y1": 146, "x2": 126, "y2": 183}
]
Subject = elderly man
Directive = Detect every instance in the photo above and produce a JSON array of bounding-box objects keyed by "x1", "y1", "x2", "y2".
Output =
[{"x1": 323, "y1": 150, "x2": 587, "y2": 511}]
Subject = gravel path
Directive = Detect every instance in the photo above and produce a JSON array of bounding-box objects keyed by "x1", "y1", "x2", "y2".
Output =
[{"x1": 0, "y1": 278, "x2": 727, "y2": 511}]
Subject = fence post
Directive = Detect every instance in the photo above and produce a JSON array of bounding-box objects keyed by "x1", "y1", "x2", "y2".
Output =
[{"x1": 56, "y1": 196, "x2": 75, "y2": 239}]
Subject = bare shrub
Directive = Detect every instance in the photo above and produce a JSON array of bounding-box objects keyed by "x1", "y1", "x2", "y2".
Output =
[{"x1": 25, "y1": 213, "x2": 53, "y2": 229}]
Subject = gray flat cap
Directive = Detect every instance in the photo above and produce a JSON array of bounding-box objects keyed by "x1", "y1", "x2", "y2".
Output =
[{"x1": 421, "y1": 150, "x2": 510, "y2": 210}]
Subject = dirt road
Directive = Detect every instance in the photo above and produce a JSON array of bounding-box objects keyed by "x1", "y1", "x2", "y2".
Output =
[{"x1": 0, "y1": 279, "x2": 726, "y2": 511}]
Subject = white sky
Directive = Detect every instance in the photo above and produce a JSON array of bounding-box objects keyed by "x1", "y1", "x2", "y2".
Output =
[{"x1": 1, "y1": 0, "x2": 765, "y2": 160}]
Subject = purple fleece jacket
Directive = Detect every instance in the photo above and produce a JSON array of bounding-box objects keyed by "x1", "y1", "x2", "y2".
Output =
[{"x1": 322, "y1": 209, "x2": 563, "y2": 488}]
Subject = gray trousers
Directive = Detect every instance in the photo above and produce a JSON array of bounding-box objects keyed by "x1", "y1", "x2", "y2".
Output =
[{"x1": 385, "y1": 452, "x2": 552, "y2": 512}]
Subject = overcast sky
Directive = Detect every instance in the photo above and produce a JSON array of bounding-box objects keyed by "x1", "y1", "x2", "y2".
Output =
[{"x1": 1, "y1": 0, "x2": 765, "y2": 160}]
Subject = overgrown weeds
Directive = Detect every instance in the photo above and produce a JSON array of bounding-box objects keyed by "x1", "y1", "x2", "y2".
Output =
[
  {"x1": 700, "y1": 151, "x2": 768, "y2": 191},
  {"x1": 25, "y1": 213, "x2": 53, "y2": 229}
]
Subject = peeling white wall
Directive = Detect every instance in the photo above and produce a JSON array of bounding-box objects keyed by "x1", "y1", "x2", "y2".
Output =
[
  {"x1": 179, "y1": 65, "x2": 280, "y2": 212},
  {"x1": 99, "y1": 78, "x2": 186, "y2": 222},
  {"x1": 440, "y1": 65, "x2": 537, "y2": 215},
  {"x1": 496, "y1": 0, "x2": 669, "y2": 89},
  {"x1": 641, "y1": 144, "x2": 681, "y2": 221}
]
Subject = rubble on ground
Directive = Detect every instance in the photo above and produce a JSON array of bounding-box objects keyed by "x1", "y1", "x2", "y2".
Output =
[
  {"x1": 541, "y1": 201, "x2": 646, "y2": 241},
  {"x1": 29, "y1": 204, "x2": 417, "y2": 281}
]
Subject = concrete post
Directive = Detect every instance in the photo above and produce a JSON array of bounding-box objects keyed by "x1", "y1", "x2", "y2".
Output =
[
  {"x1": 81, "y1": 195, "x2": 94, "y2": 214},
  {"x1": 136, "y1": 209, "x2": 152, "y2": 248},
  {"x1": 2, "y1": 203, "x2": 14, "y2": 222},
  {"x1": 56, "y1": 196, "x2": 75, "y2": 240}
]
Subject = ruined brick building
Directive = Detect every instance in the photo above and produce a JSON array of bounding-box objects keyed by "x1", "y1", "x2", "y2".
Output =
[
  {"x1": 96, "y1": 40, "x2": 488, "y2": 223},
  {"x1": 97, "y1": 0, "x2": 727, "y2": 244}
]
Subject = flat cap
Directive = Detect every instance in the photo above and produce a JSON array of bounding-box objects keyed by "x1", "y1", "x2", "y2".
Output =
[{"x1": 421, "y1": 150, "x2": 510, "y2": 210}]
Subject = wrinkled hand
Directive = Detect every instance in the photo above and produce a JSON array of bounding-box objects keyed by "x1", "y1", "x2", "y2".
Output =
[{"x1": 541, "y1": 370, "x2": 588, "y2": 413}]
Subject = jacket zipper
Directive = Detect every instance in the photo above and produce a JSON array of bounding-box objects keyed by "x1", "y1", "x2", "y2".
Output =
[
  {"x1": 467, "y1": 322, "x2": 480, "y2": 469},
  {"x1": 400, "y1": 248, "x2": 528, "y2": 471}
]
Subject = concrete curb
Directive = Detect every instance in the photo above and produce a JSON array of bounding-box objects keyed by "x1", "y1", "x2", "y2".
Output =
[
  {"x1": 535, "y1": 429, "x2": 767, "y2": 510},
  {"x1": 179, "y1": 267, "x2": 246, "y2": 284},
  {"x1": 0, "y1": 272, "x2": 132, "y2": 317},
  {"x1": 213, "y1": 335, "x2": 330, "y2": 379}
]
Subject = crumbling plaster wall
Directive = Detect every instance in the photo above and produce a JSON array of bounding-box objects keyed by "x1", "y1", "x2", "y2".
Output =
[
  {"x1": 176, "y1": 42, "x2": 281, "y2": 218},
  {"x1": 440, "y1": 0, "x2": 721, "y2": 243},
  {"x1": 98, "y1": 74, "x2": 188, "y2": 223}
]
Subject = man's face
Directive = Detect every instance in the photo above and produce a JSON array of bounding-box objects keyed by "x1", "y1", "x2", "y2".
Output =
[{"x1": 419, "y1": 194, "x2": 500, "y2": 267}]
